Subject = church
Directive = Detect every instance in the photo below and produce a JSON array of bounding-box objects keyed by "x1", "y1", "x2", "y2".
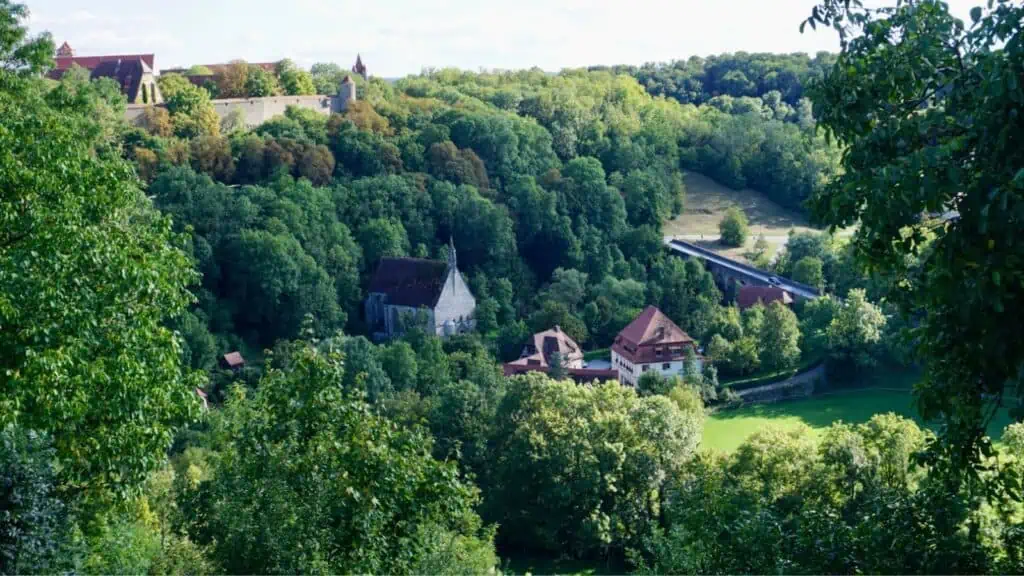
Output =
[{"x1": 364, "y1": 241, "x2": 476, "y2": 340}]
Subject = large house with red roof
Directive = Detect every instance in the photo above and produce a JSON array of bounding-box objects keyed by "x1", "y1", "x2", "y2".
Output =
[
  {"x1": 49, "y1": 42, "x2": 161, "y2": 104},
  {"x1": 611, "y1": 306, "x2": 703, "y2": 386}
]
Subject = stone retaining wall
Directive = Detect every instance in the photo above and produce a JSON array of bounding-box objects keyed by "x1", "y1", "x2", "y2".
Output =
[{"x1": 735, "y1": 363, "x2": 827, "y2": 404}]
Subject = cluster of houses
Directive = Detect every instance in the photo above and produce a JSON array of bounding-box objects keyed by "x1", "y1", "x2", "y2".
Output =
[
  {"x1": 212, "y1": 240, "x2": 799, "y2": 390},
  {"x1": 360, "y1": 244, "x2": 797, "y2": 386}
]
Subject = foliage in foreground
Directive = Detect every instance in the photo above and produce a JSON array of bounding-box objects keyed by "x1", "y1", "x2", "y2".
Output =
[
  {"x1": 185, "y1": 341, "x2": 498, "y2": 575},
  {"x1": 637, "y1": 417, "x2": 1024, "y2": 575},
  {"x1": 805, "y1": 0, "x2": 1024, "y2": 468}
]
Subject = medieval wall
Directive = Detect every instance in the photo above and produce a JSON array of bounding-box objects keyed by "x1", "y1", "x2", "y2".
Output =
[{"x1": 124, "y1": 88, "x2": 354, "y2": 127}]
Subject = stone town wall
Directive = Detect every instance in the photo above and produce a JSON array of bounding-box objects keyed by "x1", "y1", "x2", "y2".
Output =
[
  {"x1": 735, "y1": 363, "x2": 827, "y2": 404},
  {"x1": 125, "y1": 90, "x2": 353, "y2": 127}
]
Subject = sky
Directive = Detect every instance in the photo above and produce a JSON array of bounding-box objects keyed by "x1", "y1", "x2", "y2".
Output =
[{"x1": 27, "y1": 0, "x2": 981, "y2": 77}]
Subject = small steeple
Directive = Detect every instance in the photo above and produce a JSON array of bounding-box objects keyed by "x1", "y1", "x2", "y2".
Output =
[
  {"x1": 56, "y1": 41, "x2": 74, "y2": 57},
  {"x1": 352, "y1": 53, "x2": 367, "y2": 79},
  {"x1": 447, "y1": 236, "x2": 457, "y2": 270}
]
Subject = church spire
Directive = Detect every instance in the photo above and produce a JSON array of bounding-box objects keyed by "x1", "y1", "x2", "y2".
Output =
[{"x1": 447, "y1": 236, "x2": 457, "y2": 270}]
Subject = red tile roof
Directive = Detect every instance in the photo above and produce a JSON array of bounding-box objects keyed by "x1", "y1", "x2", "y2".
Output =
[
  {"x1": 737, "y1": 286, "x2": 793, "y2": 310},
  {"x1": 55, "y1": 53, "x2": 155, "y2": 71},
  {"x1": 368, "y1": 257, "x2": 450, "y2": 308},
  {"x1": 611, "y1": 306, "x2": 699, "y2": 365},
  {"x1": 502, "y1": 362, "x2": 618, "y2": 383}
]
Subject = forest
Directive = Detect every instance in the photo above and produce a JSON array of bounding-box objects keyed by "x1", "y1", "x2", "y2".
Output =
[{"x1": 2, "y1": 0, "x2": 1024, "y2": 573}]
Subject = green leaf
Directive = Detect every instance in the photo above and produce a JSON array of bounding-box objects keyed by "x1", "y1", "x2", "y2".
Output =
[{"x1": 970, "y1": 6, "x2": 982, "y2": 23}]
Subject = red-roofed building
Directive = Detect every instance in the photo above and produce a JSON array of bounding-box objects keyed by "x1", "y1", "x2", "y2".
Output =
[
  {"x1": 611, "y1": 306, "x2": 702, "y2": 386},
  {"x1": 48, "y1": 42, "x2": 160, "y2": 104},
  {"x1": 737, "y1": 286, "x2": 794, "y2": 310}
]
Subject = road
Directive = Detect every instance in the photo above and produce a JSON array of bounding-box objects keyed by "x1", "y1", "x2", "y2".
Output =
[{"x1": 665, "y1": 234, "x2": 790, "y2": 262}]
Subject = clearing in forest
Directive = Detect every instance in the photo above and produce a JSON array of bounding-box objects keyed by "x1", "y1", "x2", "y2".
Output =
[{"x1": 664, "y1": 171, "x2": 822, "y2": 261}]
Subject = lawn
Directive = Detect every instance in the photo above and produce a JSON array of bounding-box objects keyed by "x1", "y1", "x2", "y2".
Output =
[{"x1": 703, "y1": 386, "x2": 1015, "y2": 454}]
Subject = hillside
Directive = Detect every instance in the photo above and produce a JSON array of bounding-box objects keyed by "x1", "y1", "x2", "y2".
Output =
[{"x1": 664, "y1": 171, "x2": 818, "y2": 260}]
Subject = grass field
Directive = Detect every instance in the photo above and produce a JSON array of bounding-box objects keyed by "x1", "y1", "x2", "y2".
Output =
[
  {"x1": 663, "y1": 171, "x2": 850, "y2": 262},
  {"x1": 703, "y1": 387, "x2": 1015, "y2": 454}
]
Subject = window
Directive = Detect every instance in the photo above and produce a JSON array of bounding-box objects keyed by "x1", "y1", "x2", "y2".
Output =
[
  {"x1": 662, "y1": 363, "x2": 671, "y2": 370},
  {"x1": 655, "y1": 347, "x2": 663, "y2": 357},
  {"x1": 642, "y1": 365, "x2": 649, "y2": 372}
]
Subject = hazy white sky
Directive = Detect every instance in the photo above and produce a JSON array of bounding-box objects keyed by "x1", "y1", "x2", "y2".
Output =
[{"x1": 27, "y1": 0, "x2": 980, "y2": 76}]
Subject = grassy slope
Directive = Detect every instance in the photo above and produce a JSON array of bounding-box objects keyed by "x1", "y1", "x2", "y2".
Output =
[
  {"x1": 703, "y1": 371, "x2": 1015, "y2": 453},
  {"x1": 663, "y1": 171, "x2": 852, "y2": 262}
]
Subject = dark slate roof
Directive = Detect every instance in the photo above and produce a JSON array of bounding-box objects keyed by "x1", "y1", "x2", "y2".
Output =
[
  {"x1": 89, "y1": 58, "x2": 147, "y2": 101},
  {"x1": 368, "y1": 257, "x2": 449, "y2": 308}
]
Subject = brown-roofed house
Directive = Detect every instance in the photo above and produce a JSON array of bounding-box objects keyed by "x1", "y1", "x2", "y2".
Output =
[
  {"x1": 505, "y1": 325, "x2": 584, "y2": 369},
  {"x1": 364, "y1": 240, "x2": 476, "y2": 340},
  {"x1": 49, "y1": 42, "x2": 160, "y2": 104},
  {"x1": 611, "y1": 306, "x2": 702, "y2": 386},
  {"x1": 502, "y1": 326, "x2": 617, "y2": 383},
  {"x1": 220, "y1": 352, "x2": 245, "y2": 371},
  {"x1": 737, "y1": 286, "x2": 794, "y2": 310}
]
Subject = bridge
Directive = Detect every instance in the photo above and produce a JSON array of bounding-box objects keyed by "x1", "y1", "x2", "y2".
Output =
[{"x1": 663, "y1": 238, "x2": 821, "y2": 300}]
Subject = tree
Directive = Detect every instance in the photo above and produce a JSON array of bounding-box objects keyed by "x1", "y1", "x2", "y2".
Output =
[
  {"x1": 379, "y1": 340, "x2": 419, "y2": 390},
  {"x1": 759, "y1": 301, "x2": 801, "y2": 371},
  {"x1": 0, "y1": 65, "x2": 202, "y2": 498},
  {"x1": 486, "y1": 374, "x2": 702, "y2": 560},
  {"x1": 139, "y1": 105, "x2": 173, "y2": 137},
  {"x1": 310, "y1": 62, "x2": 346, "y2": 95},
  {"x1": 792, "y1": 255, "x2": 824, "y2": 290},
  {"x1": 215, "y1": 60, "x2": 248, "y2": 98},
  {"x1": 826, "y1": 288, "x2": 886, "y2": 368},
  {"x1": 244, "y1": 65, "x2": 280, "y2": 97},
  {"x1": 192, "y1": 342, "x2": 498, "y2": 574},
  {"x1": 166, "y1": 84, "x2": 220, "y2": 138},
  {"x1": 0, "y1": 428, "x2": 70, "y2": 574},
  {"x1": 719, "y1": 206, "x2": 749, "y2": 247},
  {"x1": 804, "y1": 0, "x2": 1024, "y2": 463},
  {"x1": 0, "y1": 1, "x2": 53, "y2": 77},
  {"x1": 548, "y1": 351, "x2": 567, "y2": 380},
  {"x1": 358, "y1": 218, "x2": 409, "y2": 269},
  {"x1": 185, "y1": 65, "x2": 213, "y2": 76},
  {"x1": 279, "y1": 64, "x2": 316, "y2": 96},
  {"x1": 745, "y1": 233, "x2": 772, "y2": 268},
  {"x1": 157, "y1": 73, "x2": 192, "y2": 100}
]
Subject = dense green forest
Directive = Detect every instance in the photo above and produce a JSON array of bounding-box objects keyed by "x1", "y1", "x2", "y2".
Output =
[{"x1": 3, "y1": 0, "x2": 1024, "y2": 573}]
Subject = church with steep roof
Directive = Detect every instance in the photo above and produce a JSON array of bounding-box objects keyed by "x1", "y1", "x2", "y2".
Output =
[{"x1": 364, "y1": 240, "x2": 476, "y2": 340}]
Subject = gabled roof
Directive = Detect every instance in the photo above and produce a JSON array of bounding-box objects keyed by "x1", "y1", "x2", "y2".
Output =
[
  {"x1": 737, "y1": 286, "x2": 793, "y2": 310},
  {"x1": 616, "y1": 306, "x2": 694, "y2": 347},
  {"x1": 368, "y1": 257, "x2": 450, "y2": 308},
  {"x1": 509, "y1": 325, "x2": 582, "y2": 368},
  {"x1": 55, "y1": 52, "x2": 155, "y2": 70},
  {"x1": 89, "y1": 58, "x2": 148, "y2": 101},
  {"x1": 612, "y1": 306, "x2": 699, "y2": 365}
]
